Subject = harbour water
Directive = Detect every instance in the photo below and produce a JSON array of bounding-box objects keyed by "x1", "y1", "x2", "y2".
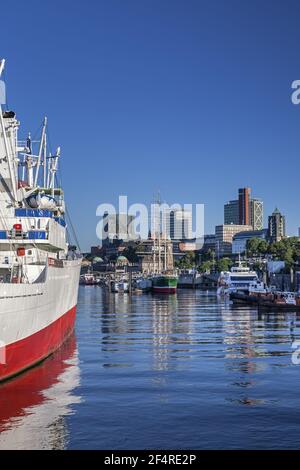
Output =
[{"x1": 1, "y1": 286, "x2": 300, "y2": 449}]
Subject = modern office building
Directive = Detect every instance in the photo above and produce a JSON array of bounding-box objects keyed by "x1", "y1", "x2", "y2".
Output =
[
  {"x1": 215, "y1": 224, "x2": 253, "y2": 255},
  {"x1": 268, "y1": 208, "x2": 286, "y2": 242},
  {"x1": 232, "y1": 229, "x2": 268, "y2": 254},
  {"x1": 250, "y1": 198, "x2": 264, "y2": 230},
  {"x1": 201, "y1": 234, "x2": 216, "y2": 253},
  {"x1": 238, "y1": 187, "x2": 251, "y2": 225},
  {"x1": 163, "y1": 208, "x2": 193, "y2": 240},
  {"x1": 224, "y1": 188, "x2": 264, "y2": 230},
  {"x1": 224, "y1": 200, "x2": 239, "y2": 225}
]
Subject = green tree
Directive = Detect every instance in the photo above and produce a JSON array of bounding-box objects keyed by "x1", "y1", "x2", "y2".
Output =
[
  {"x1": 198, "y1": 260, "x2": 213, "y2": 273},
  {"x1": 246, "y1": 238, "x2": 262, "y2": 257},
  {"x1": 257, "y1": 239, "x2": 269, "y2": 255},
  {"x1": 216, "y1": 257, "x2": 233, "y2": 273},
  {"x1": 176, "y1": 252, "x2": 196, "y2": 269}
]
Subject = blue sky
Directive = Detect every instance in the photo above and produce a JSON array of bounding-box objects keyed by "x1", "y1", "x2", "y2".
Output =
[{"x1": 2, "y1": 0, "x2": 300, "y2": 249}]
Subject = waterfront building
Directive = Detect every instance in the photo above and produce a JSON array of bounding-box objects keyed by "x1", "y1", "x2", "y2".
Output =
[
  {"x1": 215, "y1": 224, "x2": 253, "y2": 255},
  {"x1": 268, "y1": 208, "x2": 286, "y2": 242},
  {"x1": 224, "y1": 200, "x2": 239, "y2": 225},
  {"x1": 232, "y1": 229, "x2": 268, "y2": 254}
]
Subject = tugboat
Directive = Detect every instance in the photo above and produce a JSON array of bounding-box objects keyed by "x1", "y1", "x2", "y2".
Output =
[
  {"x1": 0, "y1": 60, "x2": 81, "y2": 382},
  {"x1": 230, "y1": 281, "x2": 300, "y2": 310}
]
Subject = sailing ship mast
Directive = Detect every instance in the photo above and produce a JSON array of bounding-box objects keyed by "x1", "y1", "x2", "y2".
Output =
[
  {"x1": 157, "y1": 192, "x2": 161, "y2": 273},
  {"x1": 164, "y1": 227, "x2": 167, "y2": 271}
]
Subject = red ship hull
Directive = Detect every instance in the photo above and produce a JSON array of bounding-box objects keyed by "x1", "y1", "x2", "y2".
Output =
[
  {"x1": 0, "y1": 306, "x2": 76, "y2": 383},
  {"x1": 152, "y1": 287, "x2": 177, "y2": 294}
]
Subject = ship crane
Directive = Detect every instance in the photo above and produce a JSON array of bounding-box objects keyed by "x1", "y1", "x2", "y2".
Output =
[{"x1": 47, "y1": 146, "x2": 60, "y2": 197}]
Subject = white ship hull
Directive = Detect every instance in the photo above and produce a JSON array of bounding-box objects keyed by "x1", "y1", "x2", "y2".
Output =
[{"x1": 0, "y1": 259, "x2": 81, "y2": 382}]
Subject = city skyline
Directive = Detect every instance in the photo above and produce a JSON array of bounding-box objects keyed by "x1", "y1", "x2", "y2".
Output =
[
  {"x1": 94, "y1": 187, "x2": 286, "y2": 244},
  {"x1": 1, "y1": 0, "x2": 300, "y2": 250}
]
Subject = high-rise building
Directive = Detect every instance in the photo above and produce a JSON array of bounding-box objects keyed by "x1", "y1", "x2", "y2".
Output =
[
  {"x1": 215, "y1": 224, "x2": 253, "y2": 255},
  {"x1": 224, "y1": 188, "x2": 264, "y2": 230},
  {"x1": 238, "y1": 187, "x2": 251, "y2": 225},
  {"x1": 250, "y1": 198, "x2": 263, "y2": 230},
  {"x1": 163, "y1": 209, "x2": 192, "y2": 240},
  {"x1": 268, "y1": 208, "x2": 286, "y2": 242},
  {"x1": 224, "y1": 200, "x2": 239, "y2": 225}
]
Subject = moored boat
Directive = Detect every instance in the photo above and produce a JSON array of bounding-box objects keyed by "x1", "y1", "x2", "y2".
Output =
[
  {"x1": 0, "y1": 60, "x2": 81, "y2": 382},
  {"x1": 230, "y1": 281, "x2": 300, "y2": 310},
  {"x1": 152, "y1": 273, "x2": 178, "y2": 294},
  {"x1": 110, "y1": 279, "x2": 129, "y2": 293},
  {"x1": 134, "y1": 276, "x2": 152, "y2": 292},
  {"x1": 79, "y1": 271, "x2": 100, "y2": 286},
  {"x1": 217, "y1": 261, "x2": 258, "y2": 296},
  {"x1": 178, "y1": 268, "x2": 201, "y2": 288}
]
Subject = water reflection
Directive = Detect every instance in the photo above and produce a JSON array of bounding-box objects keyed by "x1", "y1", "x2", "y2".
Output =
[
  {"x1": 74, "y1": 289, "x2": 300, "y2": 449},
  {"x1": 220, "y1": 305, "x2": 300, "y2": 406},
  {"x1": 3, "y1": 288, "x2": 299, "y2": 449},
  {"x1": 0, "y1": 334, "x2": 81, "y2": 449},
  {"x1": 151, "y1": 294, "x2": 178, "y2": 371}
]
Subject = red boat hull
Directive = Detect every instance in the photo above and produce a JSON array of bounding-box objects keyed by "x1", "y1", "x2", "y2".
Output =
[
  {"x1": 0, "y1": 305, "x2": 76, "y2": 383},
  {"x1": 152, "y1": 287, "x2": 177, "y2": 294}
]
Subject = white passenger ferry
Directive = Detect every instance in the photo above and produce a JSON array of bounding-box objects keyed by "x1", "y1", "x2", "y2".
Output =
[{"x1": 217, "y1": 262, "x2": 258, "y2": 296}]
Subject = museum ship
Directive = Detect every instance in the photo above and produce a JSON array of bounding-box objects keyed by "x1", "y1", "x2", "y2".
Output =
[{"x1": 0, "y1": 60, "x2": 81, "y2": 382}]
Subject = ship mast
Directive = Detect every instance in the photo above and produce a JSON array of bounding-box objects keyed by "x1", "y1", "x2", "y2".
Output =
[
  {"x1": 157, "y1": 193, "x2": 161, "y2": 273},
  {"x1": 164, "y1": 226, "x2": 167, "y2": 271},
  {"x1": 152, "y1": 199, "x2": 156, "y2": 273},
  {"x1": 0, "y1": 59, "x2": 18, "y2": 204},
  {"x1": 34, "y1": 117, "x2": 47, "y2": 187}
]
